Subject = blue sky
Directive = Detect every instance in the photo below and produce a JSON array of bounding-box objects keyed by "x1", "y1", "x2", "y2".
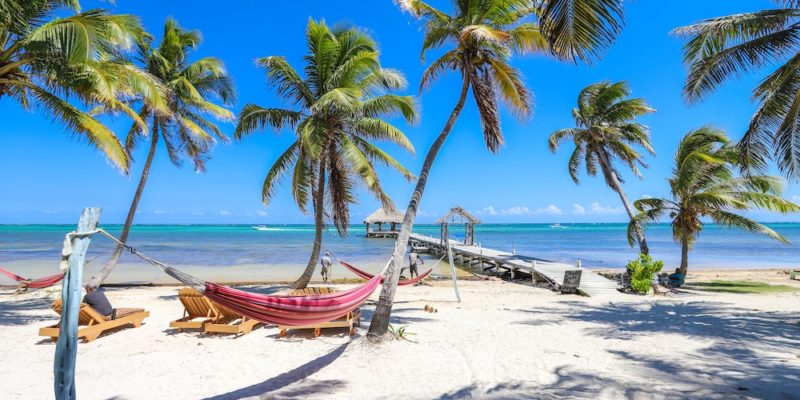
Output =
[{"x1": 1, "y1": 0, "x2": 798, "y2": 224}]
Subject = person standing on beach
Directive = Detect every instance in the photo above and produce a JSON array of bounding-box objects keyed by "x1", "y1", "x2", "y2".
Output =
[
  {"x1": 407, "y1": 251, "x2": 424, "y2": 279},
  {"x1": 320, "y1": 252, "x2": 333, "y2": 283}
]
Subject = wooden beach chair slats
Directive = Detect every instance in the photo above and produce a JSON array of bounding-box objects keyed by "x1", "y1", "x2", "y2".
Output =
[
  {"x1": 170, "y1": 287, "x2": 260, "y2": 335},
  {"x1": 38, "y1": 300, "x2": 149, "y2": 342},
  {"x1": 170, "y1": 287, "x2": 219, "y2": 332},
  {"x1": 278, "y1": 287, "x2": 361, "y2": 337},
  {"x1": 203, "y1": 301, "x2": 260, "y2": 335}
]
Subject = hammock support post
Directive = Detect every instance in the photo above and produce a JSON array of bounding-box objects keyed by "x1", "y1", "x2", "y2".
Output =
[
  {"x1": 447, "y1": 242, "x2": 461, "y2": 302},
  {"x1": 54, "y1": 207, "x2": 101, "y2": 400}
]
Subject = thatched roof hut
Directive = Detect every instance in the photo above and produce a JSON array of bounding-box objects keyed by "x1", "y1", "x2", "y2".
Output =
[{"x1": 364, "y1": 207, "x2": 404, "y2": 237}]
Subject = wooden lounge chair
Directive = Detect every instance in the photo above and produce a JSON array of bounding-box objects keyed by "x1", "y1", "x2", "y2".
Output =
[
  {"x1": 278, "y1": 287, "x2": 361, "y2": 337},
  {"x1": 38, "y1": 299, "x2": 149, "y2": 342},
  {"x1": 170, "y1": 287, "x2": 260, "y2": 335}
]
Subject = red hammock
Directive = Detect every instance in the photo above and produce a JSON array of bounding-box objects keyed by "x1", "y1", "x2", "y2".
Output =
[
  {"x1": 0, "y1": 267, "x2": 64, "y2": 289},
  {"x1": 339, "y1": 261, "x2": 431, "y2": 286},
  {"x1": 201, "y1": 274, "x2": 383, "y2": 326}
]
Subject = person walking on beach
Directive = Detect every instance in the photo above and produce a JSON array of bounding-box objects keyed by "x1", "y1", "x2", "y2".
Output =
[{"x1": 320, "y1": 252, "x2": 333, "y2": 283}]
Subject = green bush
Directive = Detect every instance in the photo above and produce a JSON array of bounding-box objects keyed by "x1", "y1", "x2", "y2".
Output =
[{"x1": 627, "y1": 254, "x2": 664, "y2": 294}]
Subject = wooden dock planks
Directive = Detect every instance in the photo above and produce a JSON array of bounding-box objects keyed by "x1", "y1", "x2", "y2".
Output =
[{"x1": 408, "y1": 233, "x2": 620, "y2": 297}]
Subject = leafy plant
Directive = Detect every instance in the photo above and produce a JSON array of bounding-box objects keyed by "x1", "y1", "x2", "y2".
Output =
[
  {"x1": 626, "y1": 254, "x2": 663, "y2": 294},
  {"x1": 388, "y1": 324, "x2": 416, "y2": 342}
]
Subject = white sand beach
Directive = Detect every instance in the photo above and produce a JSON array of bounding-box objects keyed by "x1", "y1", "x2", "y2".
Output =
[{"x1": 1, "y1": 275, "x2": 799, "y2": 400}]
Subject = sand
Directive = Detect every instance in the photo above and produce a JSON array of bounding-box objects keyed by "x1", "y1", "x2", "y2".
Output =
[{"x1": 1, "y1": 274, "x2": 799, "y2": 399}]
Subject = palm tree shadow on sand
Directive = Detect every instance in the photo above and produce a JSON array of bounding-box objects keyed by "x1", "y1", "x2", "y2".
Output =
[
  {"x1": 508, "y1": 301, "x2": 800, "y2": 399},
  {"x1": 202, "y1": 341, "x2": 350, "y2": 400}
]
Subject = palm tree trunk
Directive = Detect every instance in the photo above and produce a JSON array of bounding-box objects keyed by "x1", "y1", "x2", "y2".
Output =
[
  {"x1": 680, "y1": 225, "x2": 689, "y2": 275},
  {"x1": 291, "y1": 161, "x2": 327, "y2": 289},
  {"x1": 596, "y1": 149, "x2": 649, "y2": 255},
  {"x1": 88, "y1": 120, "x2": 159, "y2": 287},
  {"x1": 368, "y1": 76, "x2": 471, "y2": 340}
]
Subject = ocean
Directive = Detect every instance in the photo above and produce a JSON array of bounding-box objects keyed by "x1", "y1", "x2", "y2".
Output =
[{"x1": 0, "y1": 223, "x2": 798, "y2": 283}]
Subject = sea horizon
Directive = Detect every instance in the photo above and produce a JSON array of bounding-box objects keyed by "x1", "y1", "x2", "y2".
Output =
[{"x1": 2, "y1": 222, "x2": 798, "y2": 284}]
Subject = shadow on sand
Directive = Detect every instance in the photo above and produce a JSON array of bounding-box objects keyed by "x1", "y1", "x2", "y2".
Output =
[
  {"x1": 508, "y1": 301, "x2": 800, "y2": 399},
  {"x1": 0, "y1": 296, "x2": 55, "y2": 326},
  {"x1": 202, "y1": 341, "x2": 350, "y2": 400}
]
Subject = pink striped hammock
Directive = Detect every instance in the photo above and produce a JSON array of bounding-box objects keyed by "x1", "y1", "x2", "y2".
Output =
[
  {"x1": 0, "y1": 267, "x2": 64, "y2": 289},
  {"x1": 339, "y1": 261, "x2": 431, "y2": 286},
  {"x1": 83, "y1": 238, "x2": 385, "y2": 327},
  {"x1": 201, "y1": 274, "x2": 382, "y2": 326}
]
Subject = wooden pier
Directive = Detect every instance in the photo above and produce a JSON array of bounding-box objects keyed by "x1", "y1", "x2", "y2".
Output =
[{"x1": 409, "y1": 233, "x2": 620, "y2": 297}]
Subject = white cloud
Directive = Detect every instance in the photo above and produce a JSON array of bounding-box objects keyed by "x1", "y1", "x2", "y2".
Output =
[
  {"x1": 42, "y1": 209, "x2": 61, "y2": 214},
  {"x1": 480, "y1": 205, "x2": 562, "y2": 216},
  {"x1": 641, "y1": 194, "x2": 653, "y2": 199},
  {"x1": 504, "y1": 206, "x2": 530, "y2": 216},
  {"x1": 572, "y1": 204, "x2": 586, "y2": 215},
  {"x1": 589, "y1": 202, "x2": 624, "y2": 215},
  {"x1": 256, "y1": 210, "x2": 268, "y2": 217},
  {"x1": 192, "y1": 211, "x2": 205, "y2": 216},
  {"x1": 792, "y1": 195, "x2": 800, "y2": 203},
  {"x1": 536, "y1": 204, "x2": 563, "y2": 215},
  {"x1": 219, "y1": 209, "x2": 231, "y2": 216}
]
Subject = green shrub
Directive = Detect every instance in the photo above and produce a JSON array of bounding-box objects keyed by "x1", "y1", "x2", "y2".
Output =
[{"x1": 627, "y1": 254, "x2": 664, "y2": 294}]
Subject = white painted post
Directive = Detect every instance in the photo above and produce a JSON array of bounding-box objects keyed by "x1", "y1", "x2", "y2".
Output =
[
  {"x1": 532, "y1": 260, "x2": 537, "y2": 283},
  {"x1": 55, "y1": 207, "x2": 101, "y2": 400},
  {"x1": 447, "y1": 242, "x2": 461, "y2": 302},
  {"x1": 576, "y1": 259, "x2": 582, "y2": 268}
]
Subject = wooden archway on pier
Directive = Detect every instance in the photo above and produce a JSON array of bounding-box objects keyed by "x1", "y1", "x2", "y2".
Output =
[{"x1": 435, "y1": 207, "x2": 481, "y2": 246}]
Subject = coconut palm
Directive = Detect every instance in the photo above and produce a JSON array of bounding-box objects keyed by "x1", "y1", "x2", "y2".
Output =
[
  {"x1": 234, "y1": 19, "x2": 417, "y2": 289},
  {"x1": 629, "y1": 127, "x2": 799, "y2": 275},
  {"x1": 549, "y1": 81, "x2": 655, "y2": 255},
  {"x1": 674, "y1": 1, "x2": 800, "y2": 178},
  {"x1": 369, "y1": 0, "x2": 627, "y2": 339},
  {"x1": 0, "y1": 0, "x2": 164, "y2": 172},
  {"x1": 88, "y1": 19, "x2": 235, "y2": 286}
]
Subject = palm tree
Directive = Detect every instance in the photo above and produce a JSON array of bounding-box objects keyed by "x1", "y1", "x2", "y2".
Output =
[
  {"x1": 674, "y1": 1, "x2": 800, "y2": 178},
  {"x1": 88, "y1": 19, "x2": 235, "y2": 286},
  {"x1": 0, "y1": 0, "x2": 163, "y2": 172},
  {"x1": 369, "y1": 0, "x2": 627, "y2": 339},
  {"x1": 234, "y1": 19, "x2": 417, "y2": 289},
  {"x1": 549, "y1": 81, "x2": 655, "y2": 255},
  {"x1": 629, "y1": 127, "x2": 799, "y2": 275}
]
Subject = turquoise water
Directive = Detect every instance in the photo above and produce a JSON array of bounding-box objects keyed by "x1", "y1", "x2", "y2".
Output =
[{"x1": 0, "y1": 223, "x2": 798, "y2": 282}]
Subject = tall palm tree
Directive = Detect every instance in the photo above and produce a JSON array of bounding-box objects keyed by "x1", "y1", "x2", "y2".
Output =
[
  {"x1": 549, "y1": 81, "x2": 655, "y2": 255},
  {"x1": 369, "y1": 0, "x2": 627, "y2": 339},
  {"x1": 674, "y1": 1, "x2": 800, "y2": 178},
  {"x1": 629, "y1": 127, "x2": 799, "y2": 275},
  {"x1": 0, "y1": 0, "x2": 164, "y2": 172},
  {"x1": 88, "y1": 19, "x2": 235, "y2": 286},
  {"x1": 235, "y1": 19, "x2": 417, "y2": 289}
]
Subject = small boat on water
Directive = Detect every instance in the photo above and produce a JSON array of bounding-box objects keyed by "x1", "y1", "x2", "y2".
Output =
[
  {"x1": 252, "y1": 225, "x2": 270, "y2": 231},
  {"x1": 549, "y1": 223, "x2": 566, "y2": 228}
]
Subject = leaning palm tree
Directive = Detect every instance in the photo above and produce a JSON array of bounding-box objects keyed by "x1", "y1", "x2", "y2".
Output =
[
  {"x1": 88, "y1": 19, "x2": 235, "y2": 286},
  {"x1": 235, "y1": 19, "x2": 417, "y2": 289},
  {"x1": 674, "y1": 1, "x2": 800, "y2": 178},
  {"x1": 0, "y1": 0, "x2": 164, "y2": 172},
  {"x1": 549, "y1": 81, "x2": 655, "y2": 255},
  {"x1": 369, "y1": 0, "x2": 627, "y2": 339},
  {"x1": 629, "y1": 127, "x2": 799, "y2": 275}
]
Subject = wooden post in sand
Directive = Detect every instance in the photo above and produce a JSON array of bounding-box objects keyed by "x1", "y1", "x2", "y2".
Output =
[
  {"x1": 447, "y1": 242, "x2": 461, "y2": 302},
  {"x1": 55, "y1": 207, "x2": 101, "y2": 400}
]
